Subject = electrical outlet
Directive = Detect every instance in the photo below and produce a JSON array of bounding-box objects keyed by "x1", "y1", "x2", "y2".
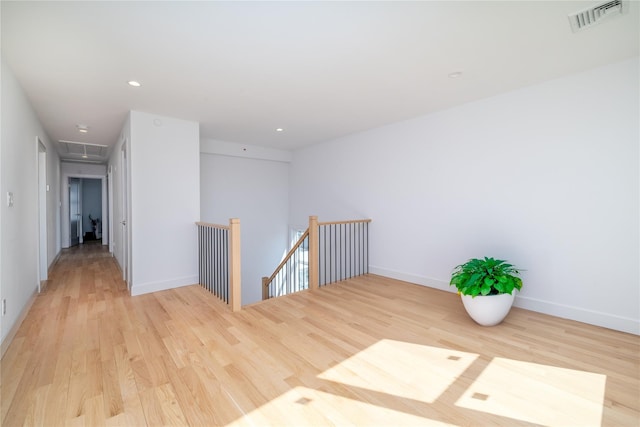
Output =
[
  {"x1": 2, "y1": 299, "x2": 6, "y2": 316},
  {"x1": 7, "y1": 192, "x2": 14, "y2": 207}
]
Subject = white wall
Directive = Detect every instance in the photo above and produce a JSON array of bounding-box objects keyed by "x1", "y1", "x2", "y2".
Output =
[
  {"x1": 200, "y1": 139, "x2": 291, "y2": 305},
  {"x1": 129, "y1": 111, "x2": 200, "y2": 295},
  {"x1": 290, "y1": 57, "x2": 639, "y2": 334},
  {"x1": 1, "y1": 58, "x2": 61, "y2": 344}
]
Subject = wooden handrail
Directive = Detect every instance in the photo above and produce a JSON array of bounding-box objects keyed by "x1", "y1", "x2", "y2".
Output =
[
  {"x1": 195, "y1": 221, "x2": 230, "y2": 230},
  {"x1": 317, "y1": 219, "x2": 372, "y2": 226},
  {"x1": 265, "y1": 219, "x2": 371, "y2": 282},
  {"x1": 263, "y1": 215, "x2": 371, "y2": 299},
  {"x1": 265, "y1": 229, "x2": 309, "y2": 284},
  {"x1": 196, "y1": 218, "x2": 241, "y2": 311}
]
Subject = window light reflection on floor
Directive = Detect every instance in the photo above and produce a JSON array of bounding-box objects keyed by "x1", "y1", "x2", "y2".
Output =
[
  {"x1": 318, "y1": 339, "x2": 478, "y2": 404},
  {"x1": 455, "y1": 357, "x2": 607, "y2": 426},
  {"x1": 225, "y1": 339, "x2": 607, "y2": 426},
  {"x1": 226, "y1": 386, "x2": 457, "y2": 427}
]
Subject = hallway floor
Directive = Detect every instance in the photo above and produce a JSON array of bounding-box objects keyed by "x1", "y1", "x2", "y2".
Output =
[{"x1": 1, "y1": 245, "x2": 639, "y2": 426}]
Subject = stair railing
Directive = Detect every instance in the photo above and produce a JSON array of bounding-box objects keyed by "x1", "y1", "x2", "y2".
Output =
[
  {"x1": 263, "y1": 215, "x2": 371, "y2": 299},
  {"x1": 262, "y1": 229, "x2": 309, "y2": 300},
  {"x1": 318, "y1": 218, "x2": 370, "y2": 287},
  {"x1": 196, "y1": 219, "x2": 241, "y2": 311}
]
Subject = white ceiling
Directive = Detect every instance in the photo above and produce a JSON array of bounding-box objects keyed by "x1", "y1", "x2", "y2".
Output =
[{"x1": 2, "y1": 1, "x2": 638, "y2": 163}]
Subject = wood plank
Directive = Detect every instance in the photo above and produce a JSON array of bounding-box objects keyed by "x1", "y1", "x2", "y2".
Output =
[{"x1": 1, "y1": 243, "x2": 637, "y2": 426}]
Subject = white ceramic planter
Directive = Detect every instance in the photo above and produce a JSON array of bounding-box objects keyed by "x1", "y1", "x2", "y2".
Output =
[{"x1": 460, "y1": 292, "x2": 516, "y2": 326}]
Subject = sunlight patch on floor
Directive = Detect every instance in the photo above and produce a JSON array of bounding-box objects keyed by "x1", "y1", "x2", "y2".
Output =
[
  {"x1": 226, "y1": 386, "x2": 456, "y2": 427},
  {"x1": 318, "y1": 339, "x2": 478, "y2": 403},
  {"x1": 226, "y1": 340, "x2": 607, "y2": 426},
  {"x1": 455, "y1": 357, "x2": 607, "y2": 426}
]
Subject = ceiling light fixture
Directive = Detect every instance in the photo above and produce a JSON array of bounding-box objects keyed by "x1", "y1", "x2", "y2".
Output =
[
  {"x1": 276, "y1": 128, "x2": 284, "y2": 132},
  {"x1": 76, "y1": 124, "x2": 89, "y2": 133},
  {"x1": 448, "y1": 71, "x2": 463, "y2": 79},
  {"x1": 128, "y1": 80, "x2": 141, "y2": 87}
]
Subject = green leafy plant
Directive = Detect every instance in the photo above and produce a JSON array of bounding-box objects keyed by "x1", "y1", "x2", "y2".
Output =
[{"x1": 450, "y1": 257, "x2": 523, "y2": 297}]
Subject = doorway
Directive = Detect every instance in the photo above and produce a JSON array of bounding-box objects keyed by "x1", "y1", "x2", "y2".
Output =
[
  {"x1": 81, "y1": 178, "x2": 103, "y2": 242},
  {"x1": 61, "y1": 171, "x2": 108, "y2": 249},
  {"x1": 69, "y1": 178, "x2": 81, "y2": 247},
  {"x1": 68, "y1": 177, "x2": 104, "y2": 246}
]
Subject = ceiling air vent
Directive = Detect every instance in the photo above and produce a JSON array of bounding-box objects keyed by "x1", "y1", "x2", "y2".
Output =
[{"x1": 569, "y1": 0, "x2": 628, "y2": 32}]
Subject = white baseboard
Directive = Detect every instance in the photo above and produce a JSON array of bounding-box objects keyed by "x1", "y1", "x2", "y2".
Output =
[
  {"x1": 1, "y1": 287, "x2": 38, "y2": 359},
  {"x1": 513, "y1": 297, "x2": 639, "y2": 336},
  {"x1": 370, "y1": 266, "x2": 454, "y2": 293},
  {"x1": 130, "y1": 275, "x2": 199, "y2": 296},
  {"x1": 48, "y1": 250, "x2": 62, "y2": 273},
  {"x1": 369, "y1": 265, "x2": 639, "y2": 335}
]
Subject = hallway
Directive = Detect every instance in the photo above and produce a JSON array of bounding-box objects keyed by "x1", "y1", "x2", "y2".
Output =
[
  {"x1": 1, "y1": 245, "x2": 639, "y2": 426},
  {"x1": 1, "y1": 243, "x2": 134, "y2": 425},
  {"x1": 1, "y1": 243, "x2": 235, "y2": 425}
]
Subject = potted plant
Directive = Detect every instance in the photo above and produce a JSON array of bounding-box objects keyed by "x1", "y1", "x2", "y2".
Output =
[{"x1": 450, "y1": 257, "x2": 523, "y2": 326}]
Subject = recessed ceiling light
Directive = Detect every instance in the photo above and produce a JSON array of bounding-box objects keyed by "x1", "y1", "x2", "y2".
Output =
[
  {"x1": 448, "y1": 71, "x2": 463, "y2": 79},
  {"x1": 128, "y1": 80, "x2": 141, "y2": 87},
  {"x1": 276, "y1": 128, "x2": 284, "y2": 132},
  {"x1": 76, "y1": 124, "x2": 89, "y2": 133}
]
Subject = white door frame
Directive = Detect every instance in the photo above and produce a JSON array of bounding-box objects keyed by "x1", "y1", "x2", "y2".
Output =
[
  {"x1": 108, "y1": 166, "x2": 114, "y2": 255},
  {"x1": 121, "y1": 144, "x2": 131, "y2": 289},
  {"x1": 61, "y1": 173, "x2": 108, "y2": 248},
  {"x1": 69, "y1": 177, "x2": 82, "y2": 246},
  {"x1": 37, "y1": 138, "x2": 47, "y2": 290}
]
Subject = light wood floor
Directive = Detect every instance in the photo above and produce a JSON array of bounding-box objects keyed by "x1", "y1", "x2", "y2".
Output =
[{"x1": 1, "y1": 244, "x2": 638, "y2": 426}]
